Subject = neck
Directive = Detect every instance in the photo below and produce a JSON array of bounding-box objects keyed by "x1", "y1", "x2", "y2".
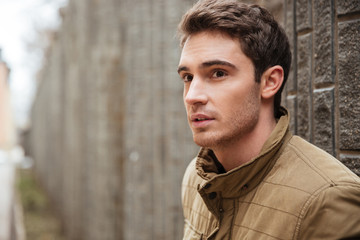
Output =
[{"x1": 213, "y1": 107, "x2": 277, "y2": 171}]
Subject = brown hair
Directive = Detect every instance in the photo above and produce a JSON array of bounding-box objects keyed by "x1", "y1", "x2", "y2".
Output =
[{"x1": 178, "y1": 0, "x2": 291, "y2": 118}]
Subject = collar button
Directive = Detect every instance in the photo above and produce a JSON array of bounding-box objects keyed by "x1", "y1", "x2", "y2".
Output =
[{"x1": 241, "y1": 184, "x2": 249, "y2": 191}]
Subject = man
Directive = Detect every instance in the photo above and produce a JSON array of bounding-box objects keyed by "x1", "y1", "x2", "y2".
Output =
[{"x1": 177, "y1": 0, "x2": 360, "y2": 239}]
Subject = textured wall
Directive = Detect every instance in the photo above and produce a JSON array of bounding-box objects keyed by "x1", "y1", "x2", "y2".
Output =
[
  {"x1": 29, "y1": 0, "x2": 198, "y2": 239},
  {"x1": 27, "y1": 0, "x2": 359, "y2": 239},
  {"x1": 283, "y1": 0, "x2": 360, "y2": 175}
]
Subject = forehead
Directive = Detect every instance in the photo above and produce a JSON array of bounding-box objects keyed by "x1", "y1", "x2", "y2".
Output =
[{"x1": 179, "y1": 31, "x2": 245, "y2": 66}]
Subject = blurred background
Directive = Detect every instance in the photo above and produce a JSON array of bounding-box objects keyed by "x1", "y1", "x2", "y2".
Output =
[{"x1": 0, "y1": 0, "x2": 359, "y2": 239}]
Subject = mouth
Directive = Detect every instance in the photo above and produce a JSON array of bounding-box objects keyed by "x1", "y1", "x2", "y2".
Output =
[
  {"x1": 190, "y1": 114, "x2": 215, "y2": 127},
  {"x1": 194, "y1": 118, "x2": 209, "y2": 121},
  {"x1": 190, "y1": 114, "x2": 214, "y2": 121}
]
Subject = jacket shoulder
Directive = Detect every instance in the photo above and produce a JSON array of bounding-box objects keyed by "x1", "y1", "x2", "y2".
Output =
[
  {"x1": 267, "y1": 136, "x2": 359, "y2": 197},
  {"x1": 287, "y1": 136, "x2": 360, "y2": 185},
  {"x1": 273, "y1": 136, "x2": 360, "y2": 239}
]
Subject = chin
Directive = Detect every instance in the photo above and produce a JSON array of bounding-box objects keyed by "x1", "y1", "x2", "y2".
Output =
[
  {"x1": 192, "y1": 129, "x2": 248, "y2": 149},
  {"x1": 192, "y1": 133, "x2": 219, "y2": 148}
]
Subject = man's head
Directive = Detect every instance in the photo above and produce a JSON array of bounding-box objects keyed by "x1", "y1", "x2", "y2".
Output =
[{"x1": 178, "y1": 0, "x2": 291, "y2": 118}]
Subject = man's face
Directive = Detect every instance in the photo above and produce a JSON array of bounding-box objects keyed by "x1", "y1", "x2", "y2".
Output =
[{"x1": 178, "y1": 31, "x2": 261, "y2": 148}]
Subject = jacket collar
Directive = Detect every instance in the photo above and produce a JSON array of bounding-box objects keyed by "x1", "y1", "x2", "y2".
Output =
[{"x1": 196, "y1": 107, "x2": 292, "y2": 198}]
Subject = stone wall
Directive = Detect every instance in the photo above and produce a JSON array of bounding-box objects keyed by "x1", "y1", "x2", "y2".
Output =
[
  {"x1": 283, "y1": 0, "x2": 360, "y2": 175},
  {"x1": 27, "y1": 0, "x2": 359, "y2": 239}
]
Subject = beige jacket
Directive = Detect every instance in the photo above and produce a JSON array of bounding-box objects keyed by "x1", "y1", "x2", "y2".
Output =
[{"x1": 182, "y1": 109, "x2": 360, "y2": 240}]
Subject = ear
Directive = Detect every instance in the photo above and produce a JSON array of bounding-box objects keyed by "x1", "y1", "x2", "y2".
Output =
[{"x1": 260, "y1": 65, "x2": 284, "y2": 99}]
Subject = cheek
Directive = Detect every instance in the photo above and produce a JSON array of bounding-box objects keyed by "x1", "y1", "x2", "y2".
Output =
[
  {"x1": 215, "y1": 86, "x2": 252, "y2": 115},
  {"x1": 216, "y1": 87, "x2": 243, "y2": 106}
]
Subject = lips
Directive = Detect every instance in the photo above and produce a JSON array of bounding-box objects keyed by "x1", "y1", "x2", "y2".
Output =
[
  {"x1": 190, "y1": 113, "x2": 215, "y2": 128},
  {"x1": 190, "y1": 113, "x2": 213, "y2": 121}
]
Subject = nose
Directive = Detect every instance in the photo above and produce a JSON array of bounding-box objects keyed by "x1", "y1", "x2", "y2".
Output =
[{"x1": 184, "y1": 78, "x2": 208, "y2": 106}]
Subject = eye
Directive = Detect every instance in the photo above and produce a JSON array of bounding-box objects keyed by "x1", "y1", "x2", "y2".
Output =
[
  {"x1": 211, "y1": 70, "x2": 227, "y2": 78},
  {"x1": 182, "y1": 74, "x2": 193, "y2": 82}
]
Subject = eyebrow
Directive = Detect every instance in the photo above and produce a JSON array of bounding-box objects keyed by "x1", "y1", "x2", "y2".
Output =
[
  {"x1": 177, "y1": 59, "x2": 238, "y2": 74},
  {"x1": 177, "y1": 66, "x2": 189, "y2": 74},
  {"x1": 202, "y1": 60, "x2": 237, "y2": 69}
]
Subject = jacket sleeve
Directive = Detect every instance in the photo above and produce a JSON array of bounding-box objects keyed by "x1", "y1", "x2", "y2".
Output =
[{"x1": 298, "y1": 183, "x2": 360, "y2": 240}]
